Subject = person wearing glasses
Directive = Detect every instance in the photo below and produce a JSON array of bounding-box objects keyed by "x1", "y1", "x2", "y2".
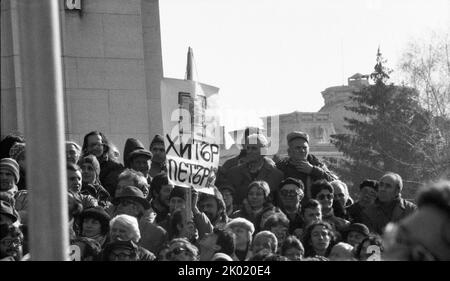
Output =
[
  {"x1": 311, "y1": 180, "x2": 349, "y2": 233},
  {"x1": 276, "y1": 177, "x2": 305, "y2": 236},
  {"x1": 361, "y1": 172, "x2": 417, "y2": 235},
  {"x1": 0, "y1": 223, "x2": 25, "y2": 261},
  {"x1": 382, "y1": 180, "x2": 450, "y2": 261},
  {"x1": 276, "y1": 131, "x2": 337, "y2": 204}
]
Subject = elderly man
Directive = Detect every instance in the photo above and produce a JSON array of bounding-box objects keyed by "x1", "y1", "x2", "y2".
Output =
[
  {"x1": 276, "y1": 131, "x2": 337, "y2": 202},
  {"x1": 382, "y1": 180, "x2": 450, "y2": 261},
  {"x1": 276, "y1": 177, "x2": 305, "y2": 235},
  {"x1": 226, "y1": 134, "x2": 283, "y2": 206},
  {"x1": 361, "y1": 172, "x2": 416, "y2": 235}
]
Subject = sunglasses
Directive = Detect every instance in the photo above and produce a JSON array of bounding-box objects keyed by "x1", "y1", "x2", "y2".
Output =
[{"x1": 317, "y1": 194, "x2": 333, "y2": 200}]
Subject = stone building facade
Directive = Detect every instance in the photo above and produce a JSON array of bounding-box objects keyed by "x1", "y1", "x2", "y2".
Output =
[{"x1": 1, "y1": 0, "x2": 164, "y2": 152}]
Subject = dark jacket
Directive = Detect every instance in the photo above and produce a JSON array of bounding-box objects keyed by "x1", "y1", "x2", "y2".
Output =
[
  {"x1": 360, "y1": 197, "x2": 417, "y2": 234},
  {"x1": 276, "y1": 154, "x2": 337, "y2": 202},
  {"x1": 81, "y1": 182, "x2": 111, "y2": 207},
  {"x1": 99, "y1": 158, "x2": 124, "y2": 196},
  {"x1": 226, "y1": 157, "x2": 284, "y2": 206}
]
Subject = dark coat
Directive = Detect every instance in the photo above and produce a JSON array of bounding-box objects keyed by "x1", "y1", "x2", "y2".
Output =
[
  {"x1": 276, "y1": 154, "x2": 337, "y2": 202},
  {"x1": 360, "y1": 197, "x2": 417, "y2": 234},
  {"x1": 226, "y1": 157, "x2": 284, "y2": 206}
]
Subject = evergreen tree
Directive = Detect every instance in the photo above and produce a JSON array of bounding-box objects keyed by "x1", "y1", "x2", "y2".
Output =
[{"x1": 329, "y1": 48, "x2": 434, "y2": 199}]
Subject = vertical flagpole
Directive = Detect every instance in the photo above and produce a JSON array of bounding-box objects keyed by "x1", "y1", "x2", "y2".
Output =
[
  {"x1": 185, "y1": 47, "x2": 194, "y2": 222},
  {"x1": 17, "y1": 0, "x2": 69, "y2": 260}
]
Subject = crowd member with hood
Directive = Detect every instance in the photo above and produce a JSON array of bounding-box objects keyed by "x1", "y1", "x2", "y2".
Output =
[
  {"x1": 149, "y1": 135, "x2": 167, "y2": 178},
  {"x1": 231, "y1": 181, "x2": 274, "y2": 225},
  {"x1": 78, "y1": 206, "x2": 111, "y2": 247},
  {"x1": 8, "y1": 142, "x2": 27, "y2": 190},
  {"x1": 81, "y1": 131, "x2": 124, "y2": 196},
  {"x1": 347, "y1": 179, "x2": 378, "y2": 223},
  {"x1": 112, "y1": 186, "x2": 167, "y2": 254},
  {"x1": 0, "y1": 223, "x2": 25, "y2": 261},
  {"x1": 276, "y1": 131, "x2": 337, "y2": 203},
  {"x1": 198, "y1": 227, "x2": 235, "y2": 261},
  {"x1": 78, "y1": 155, "x2": 111, "y2": 207},
  {"x1": 160, "y1": 186, "x2": 213, "y2": 240},
  {"x1": 276, "y1": 177, "x2": 305, "y2": 235},
  {"x1": 149, "y1": 173, "x2": 174, "y2": 224},
  {"x1": 225, "y1": 217, "x2": 255, "y2": 261},
  {"x1": 67, "y1": 163, "x2": 98, "y2": 209},
  {"x1": 361, "y1": 172, "x2": 416, "y2": 235},
  {"x1": 302, "y1": 220, "x2": 337, "y2": 259},
  {"x1": 108, "y1": 214, "x2": 156, "y2": 261},
  {"x1": 123, "y1": 138, "x2": 153, "y2": 185},
  {"x1": 311, "y1": 179, "x2": 349, "y2": 233},
  {"x1": 65, "y1": 141, "x2": 81, "y2": 165},
  {"x1": 218, "y1": 183, "x2": 237, "y2": 217},
  {"x1": 198, "y1": 186, "x2": 229, "y2": 228},
  {"x1": 0, "y1": 158, "x2": 20, "y2": 199},
  {"x1": 226, "y1": 134, "x2": 283, "y2": 206}
]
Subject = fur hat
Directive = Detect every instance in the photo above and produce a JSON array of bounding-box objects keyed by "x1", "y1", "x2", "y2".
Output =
[{"x1": 0, "y1": 158, "x2": 20, "y2": 185}]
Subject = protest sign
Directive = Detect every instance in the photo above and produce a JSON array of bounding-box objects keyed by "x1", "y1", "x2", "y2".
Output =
[{"x1": 161, "y1": 78, "x2": 221, "y2": 195}]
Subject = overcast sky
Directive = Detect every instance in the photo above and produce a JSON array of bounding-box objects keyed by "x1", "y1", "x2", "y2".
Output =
[{"x1": 159, "y1": 0, "x2": 450, "y2": 131}]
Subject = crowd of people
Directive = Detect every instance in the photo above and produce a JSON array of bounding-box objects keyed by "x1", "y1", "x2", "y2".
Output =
[{"x1": 0, "y1": 128, "x2": 449, "y2": 261}]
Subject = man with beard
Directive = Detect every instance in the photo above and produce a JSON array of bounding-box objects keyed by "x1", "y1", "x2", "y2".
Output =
[
  {"x1": 198, "y1": 186, "x2": 229, "y2": 228},
  {"x1": 149, "y1": 135, "x2": 167, "y2": 178},
  {"x1": 149, "y1": 173, "x2": 174, "y2": 224}
]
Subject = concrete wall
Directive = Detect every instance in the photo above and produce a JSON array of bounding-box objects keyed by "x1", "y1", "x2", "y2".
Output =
[{"x1": 1, "y1": 0, "x2": 164, "y2": 159}]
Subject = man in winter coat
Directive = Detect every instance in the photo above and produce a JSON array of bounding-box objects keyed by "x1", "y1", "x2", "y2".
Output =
[{"x1": 276, "y1": 131, "x2": 337, "y2": 203}]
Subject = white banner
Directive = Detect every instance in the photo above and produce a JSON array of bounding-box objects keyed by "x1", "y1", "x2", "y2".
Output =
[{"x1": 161, "y1": 78, "x2": 221, "y2": 194}]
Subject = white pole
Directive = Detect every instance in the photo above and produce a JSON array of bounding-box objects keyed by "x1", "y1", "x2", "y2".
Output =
[{"x1": 17, "y1": 0, "x2": 69, "y2": 260}]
